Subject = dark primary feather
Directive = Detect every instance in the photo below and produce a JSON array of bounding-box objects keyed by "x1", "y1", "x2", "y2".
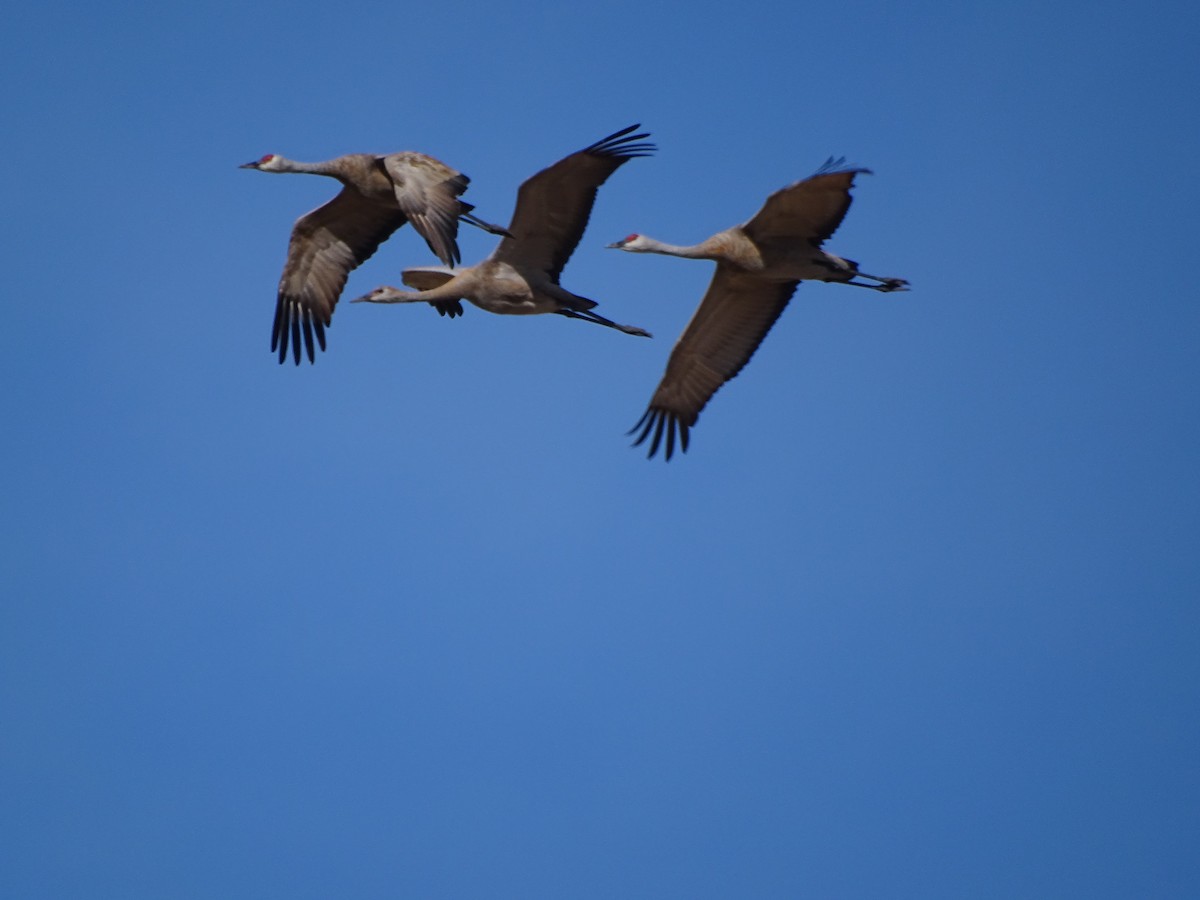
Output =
[
  {"x1": 632, "y1": 273, "x2": 799, "y2": 460},
  {"x1": 272, "y1": 188, "x2": 408, "y2": 365},
  {"x1": 629, "y1": 405, "x2": 691, "y2": 462},
  {"x1": 492, "y1": 124, "x2": 655, "y2": 279},
  {"x1": 812, "y1": 155, "x2": 852, "y2": 176},
  {"x1": 742, "y1": 161, "x2": 870, "y2": 248},
  {"x1": 432, "y1": 301, "x2": 463, "y2": 318}
]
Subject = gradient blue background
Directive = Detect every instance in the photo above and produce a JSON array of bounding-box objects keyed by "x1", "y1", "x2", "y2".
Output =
[{"x1": 3, "y1": 1, "x2": 1198, "y2": 896}]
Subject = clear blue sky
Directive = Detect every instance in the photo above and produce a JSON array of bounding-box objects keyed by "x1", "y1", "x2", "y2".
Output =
[{"x1": 3, "y1": 1, "x2": 1198, "y2": 897}]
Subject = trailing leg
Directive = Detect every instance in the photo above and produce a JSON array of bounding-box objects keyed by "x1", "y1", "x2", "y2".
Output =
[
  {"x1": 555, "y1": 308, "x2": 652, "y2": 337},
  {"x1": 853, "y1": 271, "x2": 910, "y2": 291},
  {"x1": 841, "y1": 276, "x2": 910, "y2": 292},
  {"x1": 461, "y1": 211, "x2": 512, "y2": 237}
]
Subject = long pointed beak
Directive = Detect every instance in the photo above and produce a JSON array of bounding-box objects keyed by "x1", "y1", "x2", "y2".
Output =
[
  {"x1": 239, "y1": 160, "x2": 261, "y2": 169},
  {"x1": 605, "y1": 241, "x2": 625, "y2": 249}
]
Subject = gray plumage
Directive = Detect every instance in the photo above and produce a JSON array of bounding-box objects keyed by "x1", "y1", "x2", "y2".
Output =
[
  {"x1": 608, "y1": 158, "x2": 909, "y2": 460},
  {"x1": 241, "y1": 150, "x2": 507, "y2": 364},
  {"x1": 351, "y1": 126, "x2": 653, "y2": 339}
]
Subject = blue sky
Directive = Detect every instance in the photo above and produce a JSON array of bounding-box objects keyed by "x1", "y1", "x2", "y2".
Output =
[{"x1": 3, "y1": 1, "x2": 1198, "y2": 896}]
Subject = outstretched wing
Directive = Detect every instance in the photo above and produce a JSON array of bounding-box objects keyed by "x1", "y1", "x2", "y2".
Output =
[
  {"x1": 631, "y1": 269, "x2": 799, "y2": 460},
  {"x1": 273, "y1": 188, "x2": 407, "y2": 365},
  {"x1": 742, "y1": 158, "x2": 871, "y2": 247},
  {"x1": 491, "y1": 125, "x2": 654, "y2": 279},
  {"x1": 384, "y1": 152, "x2": 471, "y2": 267}
]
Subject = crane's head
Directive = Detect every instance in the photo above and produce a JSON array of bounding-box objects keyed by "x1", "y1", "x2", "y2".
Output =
[
  {"x1": 239, "y1": 153, "x2": 282, "y2": 171},
  {"x1": 350, "y1": 286, "x2": 409, "y2": 305},
  {"x1": 606, "y1": 234, "x2": 648, "y2": 252}
]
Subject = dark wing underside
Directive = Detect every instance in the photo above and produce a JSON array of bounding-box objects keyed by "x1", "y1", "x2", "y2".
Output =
[
  {"x1": 272, "y1": 188, "x2": 408, "y2": 365},
  {"x1": 490, "y1": 124, "x2": 654, "y2": 279},
  {"x1": 631, "y1": 269, "x2": 799, "y2": 460},
  {"x1": 742, "y1": 158, "x2": 871, "y2": 248}
]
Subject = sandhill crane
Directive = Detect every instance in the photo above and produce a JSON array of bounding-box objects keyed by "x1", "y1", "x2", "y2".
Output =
[
  {"x1": 241, "y1": 150, "x2": 508, "y2": 364},
  {"x1": 350, "y1": 125, "x2": 653, "y2": 338},
  {"x1": 607, "y1": 158, "x2": 909, "y2": 460}
]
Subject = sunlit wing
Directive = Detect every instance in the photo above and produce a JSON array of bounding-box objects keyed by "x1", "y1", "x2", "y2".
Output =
[
  {"x1": 384, "y1": 152, "x2": 470, "y2": 267},
  {"x1": 632, "y1": 269, "x2": 799, "y2": 460},
  {"x1": 400, "y1": 266, "x2": 455, "y2": 291},
  {"x1": 491, "y1": 125, "x2": 654, "y2": 279},
  {"x1": 273, "y1": 189, "x2": 407, "y2": 364}
]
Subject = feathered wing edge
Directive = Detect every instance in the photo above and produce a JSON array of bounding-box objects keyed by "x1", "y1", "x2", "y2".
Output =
[
  {"x1": 628, "y1": 404, "x2": 694, "y2": 462},
  {"x1": 630, "y1": 274, "x2": 800, "y2": 460},
  {"x1": 272, "y1": 190, "x2": 409, "y2": 365},
  {"x1": 491, "y1": 125, "x2": 656, "y2": 279},
  {"x1": 581, "y1": 123, "x2": 656, "y2": 161},
  {"x1": 742, "y1": 158, "x2": 873, "y2": 249}
]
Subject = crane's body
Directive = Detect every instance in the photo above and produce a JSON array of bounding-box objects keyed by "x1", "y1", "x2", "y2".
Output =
[
  {"x1": 392, "y1": 261, "x2": 596, "y2": 315},
  {"x1": 620, "y1": 230, "x2": 878, "y2": 283}
]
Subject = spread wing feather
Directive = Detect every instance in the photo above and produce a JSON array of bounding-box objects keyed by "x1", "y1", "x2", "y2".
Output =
[
  {"x1": 272, "y1": 188, "x2": 407, "y2": 365},
  {"x1": 632, "y1": 269, "x2": 799, "y2": 460},
  {"x1": 491, "y1": 125, "x2": 655, "y2": 279}
]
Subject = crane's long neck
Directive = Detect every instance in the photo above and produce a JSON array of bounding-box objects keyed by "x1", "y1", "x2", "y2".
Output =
[
  {"x1": 272, "y1": 157, "x2": 340, "y2": 176},
  {"x1": 362, "y1": 280, "x2": 465, "y2": 304},
  {"x1": 407, "y1": 280, "x2": 465, "y2": 302},
  {"x1": 636, "y1": 236, "x2": 719, "y2": 260}
]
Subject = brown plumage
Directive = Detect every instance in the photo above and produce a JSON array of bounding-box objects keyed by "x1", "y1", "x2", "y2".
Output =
[
  {"x1": 608, "y1": 158, "x2": 909, "y2": 460},
  {"x1": 241, "y1": 150, "x2": 507, "y2": 364},
  {"x1": 351, "y1": 125, "x2": 653, "y2": 338}
]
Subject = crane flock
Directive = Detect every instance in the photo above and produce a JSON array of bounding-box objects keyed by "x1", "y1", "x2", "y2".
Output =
[{"x1": 242, "y1": 125, "x2": 908, "y2": 460}]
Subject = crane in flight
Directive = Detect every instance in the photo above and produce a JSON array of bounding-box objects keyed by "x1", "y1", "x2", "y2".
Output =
[
  {"x1": 607, "y1": 158, "x2": 909, "y2": 460},
  {"x1": 351, "y1": 125, "x2": 653, "y2": 339},
  {"x1": 241, "y1": 150, "x2": 508, "y2": 364}
]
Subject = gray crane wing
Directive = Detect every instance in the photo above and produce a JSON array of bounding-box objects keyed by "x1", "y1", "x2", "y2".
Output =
[
  {"x1": 384, "y1": 152, "x2": 471, "y2": 267},
  {"x1": 490, "y1": 125, "x2": 654, "y2": 280},
  {"x1": 401, "y1": 265, "x2": 463, "y2": 317},
  {"x1": 742, "y1": 161, "x2": 871, "y2": 247},
  {"x1": 273, "y1": 188, "x2": 407, "y2": 364},
  {"x1": 631, "y1": 268, "x2": 799, "y2": 460},
  {"x1": 400, "y1": 266, "x2": 455, "y2": 291}
]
